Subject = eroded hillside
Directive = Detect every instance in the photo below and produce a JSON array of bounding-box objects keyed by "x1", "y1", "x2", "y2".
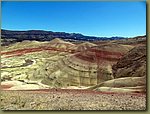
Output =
[{"x1": 1, "y1": 36, "x2": 146, "y2": 93}]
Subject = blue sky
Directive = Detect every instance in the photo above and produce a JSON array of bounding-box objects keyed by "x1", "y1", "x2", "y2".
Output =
[{"x1": 2, "y1": 1, "x2": 146, "y2": 37}]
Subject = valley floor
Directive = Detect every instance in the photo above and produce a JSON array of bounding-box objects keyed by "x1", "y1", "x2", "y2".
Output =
[{"x1": 1, "y1": 89, "x2": 146, "y2": 110}]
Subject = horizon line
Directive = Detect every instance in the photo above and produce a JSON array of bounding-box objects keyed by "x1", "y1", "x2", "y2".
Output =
[{"x1": 1, "y1": 28, "x2": 146, "y2": 38}]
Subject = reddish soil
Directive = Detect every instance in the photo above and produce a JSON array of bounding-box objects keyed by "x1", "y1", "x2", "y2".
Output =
[
  {"x1": 4, "y1": 88, "x2": 145, "y2": 97},
  {"x1": 1, "y1": 45, "x2": 123, "y2": 61},
  {"x1": 1, "y1": 46, "x2": 76, "y2": 58},
  {"x1": 1, "y1": 84, "x2": 14, "y2": 89},
  {"x1": 75, "y1": 49, "x2": 123, "y2": 63}
]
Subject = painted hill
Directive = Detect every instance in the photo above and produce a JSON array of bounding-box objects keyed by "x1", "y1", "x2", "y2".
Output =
[
  {"x1": 73, "y1": 43, "x2": 134, "y2": 64},
  {"x1": 47, "y1": 38, "x2": 75, "y2": 48},
  {"x1": 1, "y1": 32, "x2": 146, "y2": 93},
  {"x1": 112, "y1": 45, "x2": 146, "y2": 78},
  {"x1": 76, "y1": 42, "x2": 97, "y2": 51},
  {"x1": 45, "y1": 43, "x2": 134, "y2": 87},
  {"x1": 87, "y1": 45, "x2": 146, "y2": 93}
]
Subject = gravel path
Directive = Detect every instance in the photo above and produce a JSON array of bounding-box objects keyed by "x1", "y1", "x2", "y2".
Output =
[{"x1": 1, "y1": 89, "x2": 146, "y2": 110}]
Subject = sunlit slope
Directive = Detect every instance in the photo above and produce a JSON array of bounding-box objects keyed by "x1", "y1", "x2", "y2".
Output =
[{"x1": 1, "y1": 38, "x2": 146, "y2": 92}]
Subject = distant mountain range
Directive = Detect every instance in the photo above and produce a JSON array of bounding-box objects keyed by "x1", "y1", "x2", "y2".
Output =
[{"x1": 1, "y1": 29, "x2": 126, "y2": 42}]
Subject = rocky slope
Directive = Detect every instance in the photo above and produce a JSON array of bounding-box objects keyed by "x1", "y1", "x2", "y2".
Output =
[{"x1": 112, "y1": 45, "x2": 146, "y2": 78}]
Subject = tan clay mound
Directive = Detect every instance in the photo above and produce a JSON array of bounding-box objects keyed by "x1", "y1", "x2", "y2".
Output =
[
  {"x1": 76, "y1": 42, "x2": 97, "y2": 51},
  {"x1": 2, "y1": 40, "x2": 45, "y2": 51},
  {"x1": 89, "y1": 76, "x2": 146, "y2": 89},
  {"x1": 93, "y1": 87, "x2": 145, "y2": 93},
  {"x1": 91, "y1": 43, "x2": 134, "y2": 53},
  {"x1": 47, "y1": 38, "x2": 75, "y2": 49}
]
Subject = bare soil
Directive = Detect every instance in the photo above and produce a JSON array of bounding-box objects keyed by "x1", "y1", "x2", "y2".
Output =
[{"x1": 1, "y1": 89, "x2": 146, "y2": 110}]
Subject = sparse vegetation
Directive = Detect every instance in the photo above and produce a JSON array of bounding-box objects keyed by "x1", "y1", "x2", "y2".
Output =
[
  {"x1": 1, "y1": 90, "x2": 146, "y2": 110},
  {"x1": 1, "y1": 35, "x2": 146, "y2": 110}
]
